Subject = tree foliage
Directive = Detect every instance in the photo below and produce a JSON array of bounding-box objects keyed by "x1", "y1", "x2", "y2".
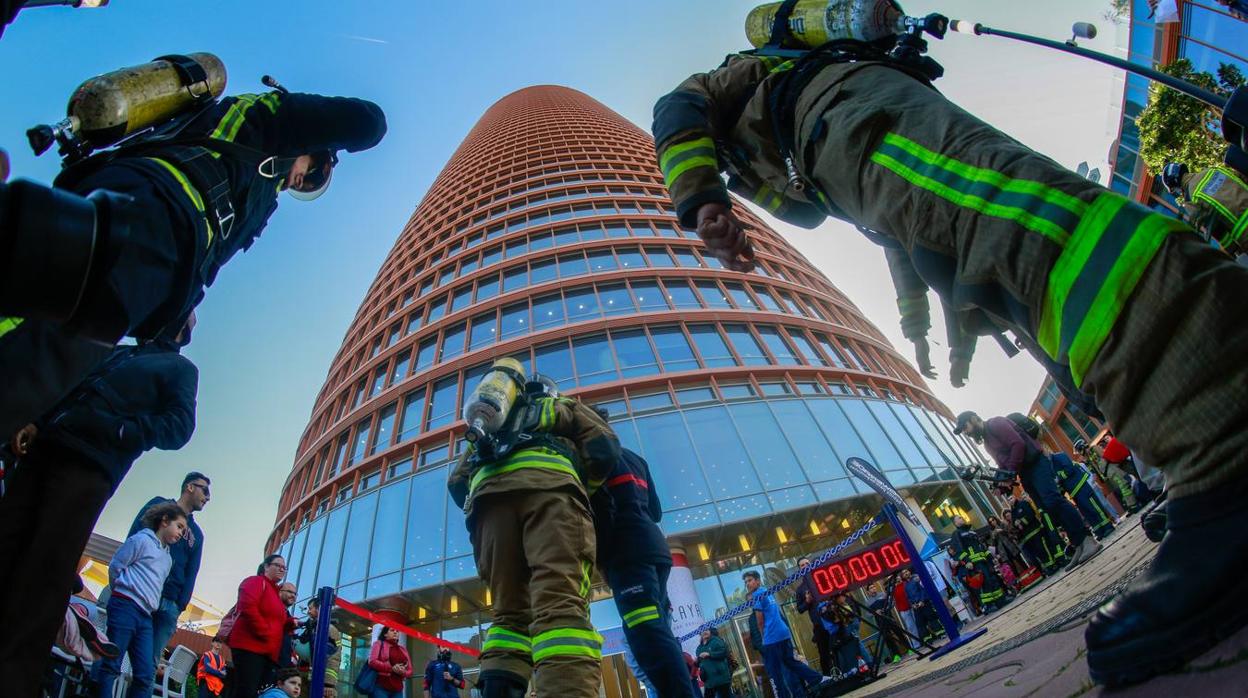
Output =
[{"x1": 1136, "y1": 58, "x2": 1246, "y2": 174}]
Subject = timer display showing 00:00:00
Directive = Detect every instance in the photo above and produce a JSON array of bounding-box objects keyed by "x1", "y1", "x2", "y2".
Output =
[{"x1": 809, "y1": 538, "x2": 912, "y2": 597}]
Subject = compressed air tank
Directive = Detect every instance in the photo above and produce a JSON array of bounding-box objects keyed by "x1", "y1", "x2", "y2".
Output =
[
  {"x1": 745, "y1": 0, "x2": 907, "y2": 49},
  {"x1": 462, "y1": 357, "x2": 526, "y2": 443},
  {"x1": 66, "y1": 52, "x2": 227, "y2": 148}
]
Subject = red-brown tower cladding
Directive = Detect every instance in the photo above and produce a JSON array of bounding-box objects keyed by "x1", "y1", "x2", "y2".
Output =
[{"x1": 267, "y1": 86, "x2": 986, "y2": 616}]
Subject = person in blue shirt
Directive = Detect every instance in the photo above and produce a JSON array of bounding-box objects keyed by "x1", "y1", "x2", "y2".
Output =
[
  {"x1": 902, "y1": 569, "x2": 942, "y2": 643},
  {"x1": 423, "y1": 648, "x2": 466, "y2": 698},
  {"x1": 744, "y1": 571, "x2": 830, "y2": 698}
]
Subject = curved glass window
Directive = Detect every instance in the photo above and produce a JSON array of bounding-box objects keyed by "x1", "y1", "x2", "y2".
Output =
[
  {"x1": 674, "y1": 249, "x2": 703, "y2": 268},
  {"x1": 786, "y1": 329, "x2": 827, "y2": 366},
  {"x1": 505, "y1": 239, "x2": 527, "y2": 259},
  {"x1": 684, "y1": 406, "x2": 763, "y2": 499},
  {"x1": 315, "y1": 505, "x2": 349, "y2": 591},
  {"x1": 839, "y1": 400, "x2": 906, "y2": 472},
  {"x1": 426, "y1": 376, "x2": 459, "y2": 431},
  {"x1": 724, "y1": 283, "x2": 758, "y2": 310},
  {"x1": 645, "y1": 247, "x2": 675, "y2": 267},
  {"x1": 475, "y1": 274, "x2": 500, "y2": 302},
  {"x1": 529, "y1": 257, "x2": 557, "y2": 285},
  {"x1": 285, "y1": 527, "x2": 307, "y2": 592},
  {"x1": 368, "y1": 479, "x2": 410, "y2": 579},
  {"x1": 404, "y1": 469, "x2": 448, "y2": 569},
  {"x1": 397, "y1": 390, "x2": 425, "y2": 444},
  {"x1": 444, "y1": 490, "x2": 473, "y2": 560},
  {"x1": 631, "y1": 280, "x2": 668, "y2": 311},
  {"x1": 482, "y1": 246, "x2": 502, "y2": 268},
  {"x1": 651, "y1": 326, "x2": 698, "y2": 372},
  {"x1": 807, "y1": 399, "x2": 871, "y2": 467},
  {"x1": 598, "y1": 283, "x2": 634, "y2": 316},
  {"x1": 565, "y1": 286, "x2": 600, "y2": 322},
  {"x1": 529, "y1": 230, "x2": 554, "y2": 252},
  {"x1": 752, "y1": 286, "x2": 783, "y2": 312},
  {"x1": 559, "y1": 252, "x2": 588, "y2": 278},
  {"x1": 696, "y1": 281, "x2": 731, "y2": 309},
  {"x1": 612, "y1": 329, "x2": 659, "y2": 378},
  {"x1": 813, "y1": 333, "x2": 850, "y2": 369},
  {"x1": 573, "y1": 334, "x2": 617, "y2": 385},
  {"x1": 440, "y1": 323, "x2": 466, "y2": 361},
  {"x1": 469, "y1": 312, "x2": 497, "y2": 350},
  {"x1": 372, "y1": 403, "x2": 397, "y2": 455},
  {"x1": 633, "y1": 411, "x2": 712, "y2": 510},
  {"x1": 688, "y1": 325, "x2": 736, "y2": 368},
  {"x1": 532, "y1": 293, "x2": 565, "y2": 330},
  {"x1": 587, "y1": 249, "x2": 617, "y2": 273},
  {"x1": 717, "y1": 494, "x2": 771, "y2": 523},
  {"x1": 535, "y1": 341, "x2": 575, "y2": 389},
  {"x1": 728, "y1": 402, "x2": 806, "y2": 490},
  {"x1": 296, "y1": 516, "x2": 325, "y2": 595},
  {"x1": 415, "y1": 338, "x2": 437, "y2": 374},
  {"x1": 349, "y1": 418, "x2": 371, "y2": 466},
  {"x1": 503, "y1": 265, "x2": 527, "y2": 292},
  {"x1": 500, "y1": 301, "x2": 530, "y2": 340},
  {"x1": 391, "y1": 350, "x2": 411, "y2": 384},
  {"x1": 768, "y1": 399, "x2": 847, "y2": 482},
  {"x1": 369, "y1": 365, "x2": 387, "y2": 398},
  {"x1": 663, "y1": 280, "x2": 701, "y2": 309},
  {"x1": 617, "y1": 248, "x2": 645, "y2": 268},
  {"x1": 338, "y1": 491, "x2": 378, "y2": 585},
  {"x1": 756, "y1": 326, "x2": 800, "y2": 365},
  {"x1": 724, "y1": 325, "x2": 769, "y2": 366},
  {"x1": 867, "y1": 401, "x2": 926, "y2": 470}
]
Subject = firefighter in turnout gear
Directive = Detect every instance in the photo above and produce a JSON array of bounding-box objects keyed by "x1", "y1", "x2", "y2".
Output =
[
  {"x1": 448, "y1": 368, "x2": 620, "y2": 698},
  {"x1": 1052, "y1": 450, "x2": 1116, "y2": 539},
  {"x1": 587, "y1": 412, "x2": 693, "y2": 698},
  {"x1": 1075, "y1": 439, "x2": 1138, "y2": 514},
  {"x1": 653, "y1": 7, "x2": 1248, "y2": 684},
  {"x1": 949, "y1": 516, "x2": 1005, "y2": 612},
  {"x1": 0, "y1": 72, "x2": 387, "y2": 439},
  {"x1": 1010, "y1": 493, "x2": 1066, "y2": 575},
  {"x1": 1162, "y1": 163, "x2": 1248, "y2": 259}
]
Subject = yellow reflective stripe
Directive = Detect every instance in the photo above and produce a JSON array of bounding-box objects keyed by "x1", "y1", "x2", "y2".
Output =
[
  {"x1": 469, "y1": 453, "x2": 579, "y2": 492},
  {"x1": 580, "y1": 560, "x2": 592, "y2": 598},
  {"x1": 533, "y1": 627, "x2": 601, "y2": 644},
  {"x1": 1193, "y1": 168, "x2": 1237, "y2": 224},
  {"x1": 0, "y1": 317, "x2": 23, "y2": 338},
  {"x1": 665, "y1": 156, "x2": 719, "y2": 190},
  {"x1": 483, "y1": 627, "x2": 532, "y2": 654},
  {"x1": 1228, "y1": 210, "x2": 1248, "y2": 246},
  {"x1": 486, "y1": 626, "x2": 532, "y2": 646},
  {"x1": 259, "y1": 92, "x2": 281, "y2": 114},
  {"x1": 622, "y1": 605, "x2": 659, "y2": 623},
  {"x1": 751, "y1": 185, "x2": 782, "y2": 213},
  {"x1": 533, "y1": 644, "x2": 602, "y2": 662},
  {"x1": 532, "y1": 627, "x2": 603, "y2": 660},
  {"x1": 147, "y1": 158, "x2": 211, "y2": 248},
  {"x1": 210, "y1": 94, "x2": 262, "y2": 143},
  {"x1": 659, "y1": 137, "x2": 714, "y2": 172}
]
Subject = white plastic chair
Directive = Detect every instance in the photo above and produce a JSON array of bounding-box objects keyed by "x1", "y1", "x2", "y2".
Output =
[
  {"x1": 157, "y1": 645, "x2": 198, "y2": 698},
  {"x1": 111, "y1": 654, "x2": 131, "y2": 698}
]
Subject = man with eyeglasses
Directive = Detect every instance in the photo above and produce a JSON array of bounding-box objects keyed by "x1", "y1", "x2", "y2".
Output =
[{"x1": 130, "y1": 470, "x2": 212, "y2": 666}]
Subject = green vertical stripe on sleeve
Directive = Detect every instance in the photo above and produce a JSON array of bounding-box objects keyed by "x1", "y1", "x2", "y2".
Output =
[{"x1": 1038, "y1": 194, "x2": 1122, "y2": 359}]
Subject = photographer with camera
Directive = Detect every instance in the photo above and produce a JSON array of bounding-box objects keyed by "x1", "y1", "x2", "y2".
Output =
[{"x1": 0, "y1": 55, "x2": 386, "y2": 439}]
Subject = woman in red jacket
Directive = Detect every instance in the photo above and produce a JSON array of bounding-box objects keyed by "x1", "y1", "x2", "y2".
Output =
[
  {"x1": 367, "y1": 626, "x2": 413, "y2": 698},
  {"x1": 229, "y1": 554, "x2": 296, "y2": 698}
]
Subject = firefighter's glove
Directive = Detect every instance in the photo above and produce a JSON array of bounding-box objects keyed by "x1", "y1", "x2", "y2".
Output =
[
  {"x1": 696, "y1": 202, "x2": 756, "y2": 273},
  {"x1": 950, "y1": 354, "x2": 970, "y2": 388},
  {"x1": 912, "y1": 338, "x2": 936, "y2": 380}
]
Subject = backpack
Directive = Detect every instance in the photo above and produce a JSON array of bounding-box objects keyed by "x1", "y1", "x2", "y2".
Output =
[
  {"x1": 1006, "y1": 412, "x2": 1041, "y2": 440},
  {"x1": 217, "y1": 605, "x2": 240, "y2": 643}
]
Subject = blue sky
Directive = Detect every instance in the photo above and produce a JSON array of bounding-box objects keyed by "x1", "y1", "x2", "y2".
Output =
[{"x1": 0, "y1": 1, "x2": 1121, "y2": 610}]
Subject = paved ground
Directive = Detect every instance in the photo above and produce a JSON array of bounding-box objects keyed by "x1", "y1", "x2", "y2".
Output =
[{"x1": 844, "y1": 518, "x2": 1248, "y2": 697}]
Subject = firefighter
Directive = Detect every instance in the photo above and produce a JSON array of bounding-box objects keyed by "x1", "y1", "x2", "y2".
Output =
[
  {"x1": 448, "y1": 371, "x2": 620, "y2": 698},
  {"x1": 587, "y1": 408, "x2": 693, "y2": 698},
  {"x1": 1074, "y1": 438, "x2": 1137, "y2": 514},
  {"x1": 1162, "y1": 162, "x2": 1248, "y2": 260},
  {"x1": 954, "y1": 412, "x2": 1100, "y2": 567},
  {"x1": 1051, "y1": 450, "x2": 1115, "y2": 540},
  {"x1": 0, "y1": 81, "x2": 387, "y2": 439},
  {"x1": 652, "y1": 11, "x2": 1248, "y2": 685},
  {"x1": 948, "y1": 516, "x2": 1006, "y2": 613},
  {"x1": 1009, "y1": 494, "x2": 1066, "y2": 576}
]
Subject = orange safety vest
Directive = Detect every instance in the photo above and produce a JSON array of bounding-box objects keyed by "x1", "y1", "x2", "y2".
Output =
[{"x1": 196, "y1": 651, "x2": 226, "y2": 695}]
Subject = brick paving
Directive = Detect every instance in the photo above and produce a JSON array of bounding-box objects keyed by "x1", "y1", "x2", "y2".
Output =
[{"x1": 844, "y1": 518, "x2": 1248, "y2": 697}]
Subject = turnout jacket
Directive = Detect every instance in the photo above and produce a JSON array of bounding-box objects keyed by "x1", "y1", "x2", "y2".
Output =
[
  {"x1": 949, "y1": 524, "x2": 991, "y2": 564},
  {"x1": 1178, "y1": 165, "x2": 1248, "y2": 255},
  {"x1": 41, "y1": 340, "x2": 197, "y2": 490},
  {"x1": 448, "y1": 396, "x2": 620, "y2": 520},
  {"x1": 591, "y1": 448, "x2": 671, "y2": 568},
  {"x1": 58, "y1": 92, "x2": 386, "y2": 328}
]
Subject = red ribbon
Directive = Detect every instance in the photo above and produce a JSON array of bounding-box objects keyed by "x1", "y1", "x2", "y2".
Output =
[{"x1": 333, "y1": 597, "x2": 481, "y2": 657}]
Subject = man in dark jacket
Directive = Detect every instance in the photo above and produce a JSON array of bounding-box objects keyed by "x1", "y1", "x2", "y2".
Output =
[
  {"x1": 955, "y1": 411, "x2": 1100, "y2": 567},
  {"x1": 0, "y1": 320, "x2": 198, "y2": 696},
  {"x1": 423, "y1": 648, "x2": 467, "y2": 698},
  {"x1": 0, "y1": 88, "x2": 387, "y2": 439},
  {"x1": 794, "y1": 556, "x2": 832, "y2": 676},
  {"x1": 589, "y1": 433, "x2": 693, "y2": 698},
  {"x1": 129, "y1": 468, "x2": 212, "y2": 665}
]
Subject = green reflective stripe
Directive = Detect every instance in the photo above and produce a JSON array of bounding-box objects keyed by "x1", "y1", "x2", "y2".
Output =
[
  {"x1": 1193, "y1": 168, "x2": 1239, "y2": 224},
  {"x1": 881, "y1": 133, "x2": 1087, "y2": 215},
  {"x1": 1228, "y1": 210, "x2": 1248, "y2": 246},
  {"x1": 580, "y1": 560, "x2": 593, "y2": 598},
  {"x1": 623, "y1": 605, "x2": 661, "y2": 628},
  {"x1": 210, "y1": 94, "x2": 261, "y2": 143},
  {"x1": 537, "y1": 398, "x2": 555, "y2": 431},
  {"x1": 659, "y1": 137, "x2": 714, "y2": 173},
  {"x1": 1041, "y1": 194, "x2": 1181, "y2": 385},
  {"x1": 147, "y1": 158, "x2": 212, "y2": 248},
  {"x1": 0, "y1": 317, "x2": 23, "y2": 338},
  {"x1": 980, "y1": 587, "x2": 1005, "y2": 603},
  {"x1": 483, "y1": 638, "x2": 531, "y2": 653},
  {"x1": 469, "y1": 453, "x2": 579, "y2": 492},
  {"x1": 484, "y1": 627, "x2": 531, "y2": 654},
  {"x1": 1019, "y1": 527, "x2": 1039, "y2": 544},
  {"x1": 259, "y1": 92, "x2": 281, "y2": 114},
  {"x1": 768, "y1": 59, "x2": 795, "y2": 73},
  {"x1": 660, "y1": 138, "x2": 718, "y2": 189},
  {"x1": 531, "y1": 628, "x2": 602, "y2": 662},
  {"x1": 1069, "y1": 472, "x2": 1088, "y2": 496},
  {"x1": 752, "y1": 185, "x2": 783, "y2": 213},
  {"x1": 486, "y1": 627, "x2": 532, "y2": 646},
  {"x1": 871, "y1": 137, "x2": 1085, "y2": 244},
  {"x1": 663, "y1": 154, "x2": 718, "y2": 190}
]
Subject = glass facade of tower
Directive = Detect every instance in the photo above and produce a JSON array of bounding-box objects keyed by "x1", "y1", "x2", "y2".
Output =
[
  {"x1": 1110, "y1": 0, "x2": 1247, "y2": 204},
  {"x1": 269, "y1": 86, "x2": 996, "y2": 696}
]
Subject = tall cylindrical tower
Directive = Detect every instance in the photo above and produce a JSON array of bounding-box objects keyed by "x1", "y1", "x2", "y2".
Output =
[{"x1": 268, "y1": 86, "x2": 991, "y2": 682}]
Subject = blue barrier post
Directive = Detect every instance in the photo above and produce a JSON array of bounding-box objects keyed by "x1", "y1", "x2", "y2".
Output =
[
  {"x1": 880, "y1": 503, "x2": 986, "y2": 661},
  {"x1": 309, "y1": 586, "x2": 336, "y2": 698}
]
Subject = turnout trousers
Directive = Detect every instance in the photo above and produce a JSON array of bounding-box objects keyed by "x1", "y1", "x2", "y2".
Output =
[
  {"x1": 797, "y1": 64, "x2": 1248, "y2": 500},
  {"x1": 1064, "y1": 476, "x2": 1116, "y2": 538},
  {"x1": 471, "y1": 489, "x2": 601, "y2": 697},
  {"x1": 605, "y1": 561, "x2": 694, "y2": 698}
]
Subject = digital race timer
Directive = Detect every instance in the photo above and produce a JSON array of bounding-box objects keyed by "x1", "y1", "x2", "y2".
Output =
[{"x1": 807, "y1": 538, "x2": 912, "y2": 599}]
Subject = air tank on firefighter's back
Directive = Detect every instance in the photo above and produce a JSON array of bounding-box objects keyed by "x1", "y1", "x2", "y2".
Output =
[
  {"x1": 462, "y1": 357, "x2": 527, "y2": 444},
  {"x1": 27, "y1": 53, "x2": 227, "y2": 157},
  {"x1": 745, "y1": 0, "x2": 907, "y2": 49}
]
